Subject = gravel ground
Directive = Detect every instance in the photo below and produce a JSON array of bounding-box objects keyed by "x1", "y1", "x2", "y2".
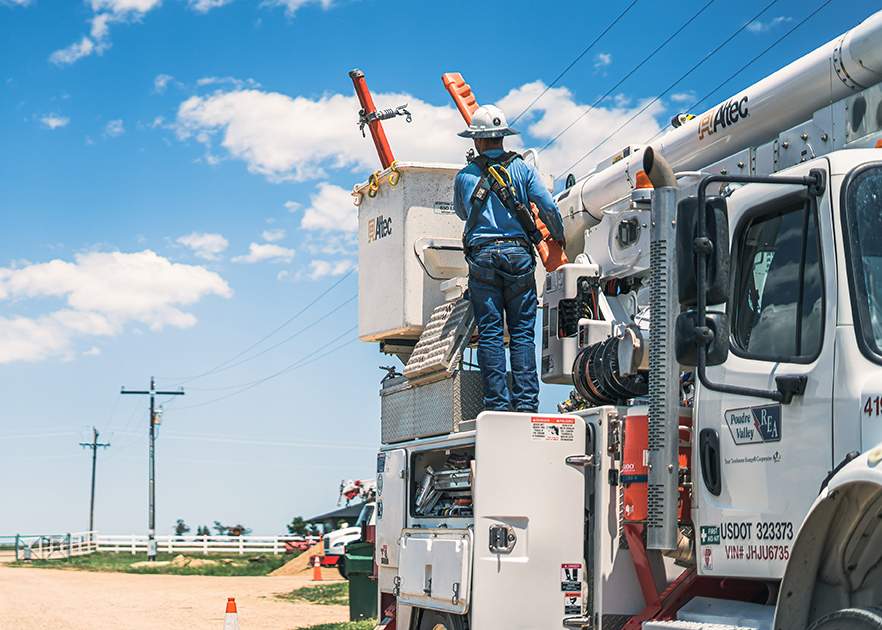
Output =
[{"x1": 0, "y1": 564, "x2": 349, "y2": 629}]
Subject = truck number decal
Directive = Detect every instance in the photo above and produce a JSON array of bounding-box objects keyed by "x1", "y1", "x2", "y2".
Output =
[
  {"x1": 756, "y1": 521, "x2": 793, "y2": 541},
  {"x1": 863, "y1": 396, "x2": 882, "y2": 417}
]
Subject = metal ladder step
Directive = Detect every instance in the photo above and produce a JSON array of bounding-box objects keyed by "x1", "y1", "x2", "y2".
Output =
[{"x1": 402, "y1": 297, "x2": 475, "y2": 383}]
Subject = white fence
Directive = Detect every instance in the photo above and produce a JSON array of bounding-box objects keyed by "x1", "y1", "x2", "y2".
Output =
[
  {"x1": 96, "y1": 533, "x2": 313, "y2": 555},
  {"x1": 0, "y1": 531, "x2": 97, "y2": 561},
  {"x1": 0, "y1": 531, "x2": 315, "y2": 559}
]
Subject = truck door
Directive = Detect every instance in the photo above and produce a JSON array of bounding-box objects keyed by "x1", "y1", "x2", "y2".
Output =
[
  {"x1": 695, "y1": 160, "x2": 835, "y2": 579},
  {"x1": 472, "y1": 411, "x2": 587, "y2": 628}
]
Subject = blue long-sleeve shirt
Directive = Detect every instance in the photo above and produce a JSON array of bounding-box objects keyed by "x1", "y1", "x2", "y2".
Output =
[{"x1": 454, "y1": 149, "x2": 565, "y2": 248}]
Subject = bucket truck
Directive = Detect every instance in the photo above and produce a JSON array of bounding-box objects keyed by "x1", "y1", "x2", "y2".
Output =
[{"x1": 350, "y1": 9, "x2": 882, "y2": 630}]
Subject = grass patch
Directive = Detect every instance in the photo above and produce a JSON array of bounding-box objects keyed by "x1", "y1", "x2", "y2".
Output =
[
  {"x1": 294, "y1": 621, "x2": 376, "y2": 630},
  {"x1": 279, "y1": 582, "x2": 349, "y2": 606},
  {"x1": 7, "y1": 551, "x2": 292, "y2": 576}
]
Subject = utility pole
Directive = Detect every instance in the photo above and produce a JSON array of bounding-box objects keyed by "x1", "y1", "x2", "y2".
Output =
[
  {"x1": 121, "y1": 377, "x2": 184, "y2": 561},
  {"x1": 80, "y1": 428, "x2": 110, "y2": 535}
]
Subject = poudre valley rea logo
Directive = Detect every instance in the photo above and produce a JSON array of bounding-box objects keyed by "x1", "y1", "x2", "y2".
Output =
[
  {"x1": 367, "y1": 215, "x2": 392, "y2": 243},
  {"x1": 724, "y1": 404, "x2": 781, "y2": 445},
  {"x1": 698, "y1": 95, "x2": 749, "y2": 140}
]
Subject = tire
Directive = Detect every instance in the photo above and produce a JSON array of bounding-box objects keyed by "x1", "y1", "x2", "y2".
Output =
[
  {"x1": 417, "y1": 608, "x2": 467, "y2": 630},
  {"x1": 808, "y1": 608, "x2": 882, "y2": 630},
  {"x1": 338, "y1": 557, "x2": 348, "y2": 580}
]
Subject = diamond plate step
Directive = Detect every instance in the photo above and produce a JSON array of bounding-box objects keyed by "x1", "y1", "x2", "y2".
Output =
[{"x1": 403, "y1": 297, "x2": 475, "y2": 381}]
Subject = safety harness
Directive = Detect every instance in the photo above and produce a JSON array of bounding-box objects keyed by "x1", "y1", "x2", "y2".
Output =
[{"x1": 464, "y1": 152, "x2": 540, "y2": 296}]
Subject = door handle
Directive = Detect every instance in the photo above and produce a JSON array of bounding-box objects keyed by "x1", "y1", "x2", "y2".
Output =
[{"x1": 699, "y1": 428, "x2": 721, "y2": 496}]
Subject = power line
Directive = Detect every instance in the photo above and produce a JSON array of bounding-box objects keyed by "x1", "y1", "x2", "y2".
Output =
[
  {"x1": 100, "y1": 394, "x2": 121, "y2": 436},
  {"x1": 161, "y1": 265, "x2": 357, "y2": 386},
  {"x1": 652, "y1": 0, "x2": 834, "y2": 141},
  {"x1": 107, "y1": 398, "x2": 148, "y2": 451},
  {"x1": 172, "y1": 325, "x2": 358, "y2": 410},
  {"x1": 537, "y1": 0, "x2": 718, "y2": 153},
  {"x1": 554, "y1": 0, "x2": 784, "y2": 182},
  {"x1": 510, "y1": 0, "x2": 641, "y2": 125},
  {"x1": 178, "y1": 292, "x2": 357, "y2": 381}
]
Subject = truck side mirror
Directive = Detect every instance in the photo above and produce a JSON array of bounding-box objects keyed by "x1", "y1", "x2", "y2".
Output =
[
  {"x1": 677, "y1": 196, "x2": 730, "y2": 306},
  {"x1": 675, "y1": 311, "x2": 729, "y2": 367}
]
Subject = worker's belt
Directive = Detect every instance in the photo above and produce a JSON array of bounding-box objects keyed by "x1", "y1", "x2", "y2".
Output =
[
  {"x1": 463, "y1": 238, "x2": 535, "y2": 299},
  {"x1": 484, "y1": 238, "x2": 530, "y2": 246}
]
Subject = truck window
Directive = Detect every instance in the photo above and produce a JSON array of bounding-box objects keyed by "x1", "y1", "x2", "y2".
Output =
[
  {"x1": 845, "y1": 165, "x2": 882, "y2": 360},
  {"x1": 731, "y1": 197, "x2": 823, "y2": 361}
]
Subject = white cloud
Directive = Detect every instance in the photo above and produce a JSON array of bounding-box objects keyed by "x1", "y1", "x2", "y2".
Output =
[
  {"x1": 154, "y1": 74, "x2": 173, "y2": 93},
  {"x1": 301, "y1": 231, "x2": 355, "y2": 256},
  {"x1": 189, "y1": 0, "x2": 235, "y2": 12},
  {"x1": 594, "y1": 53, "x2": 612, "y2": 71},
  {"x1": 174, "y1": 88, "x2": 464, "y2": 183},
  {"x1": 0, "y1": 250, "x2": 232, "y2": 363},
  {"x1": 670, "y1": 91, "x2": 697, "y2": 103},
  {"x1": 176, "y1": 232, "x2": 229, "y2": 260},
  {"x1": 2, "y1": 0, "x2": 35, "y2": 6},
  {"x1": 49, "y1": 38, "x2": 96, "y2": 66},
  {"x1": 300, "y1": 182, "x2": 358, "y2": 232},
  {"x1": 264, "y1": 0, "x2": 333, "y2": 17},
  {"x1": 306, "y1": 260, "x2": 354, "y2": 280},
  {"x1": 284, "y1": 200, "x2": 301, "y2": 212},
  {"x1": 173, "y1": 80, "x2": 668, "y2": 188},
  {"x1": 231, "y1": 243, "x2": 295, "y2": 264},
  {"x1": 261, "y1": 229, "x2": 285, "y2": 242},
  {"x1": 49, "y1": 0, "x2": 161, "y2": 66},
  {"x1": 747, "y1": 16, "x2": 792, "y2": 33},
  {"x1": 83, "y1": 346, "x2": 102, "y2": 356},
  {"x1": 90, "y1": 13, "x2": 112, "y2": 39},
  {"x1": 497, "y1": 81, "x2": 665, "y2": 178},
  {"x1": 40, "y1": 114, "x2": 70, "y2": 130},
  {"x1": 277, "y1": 270, "x2": 289, "y2": 281},
  {"x1": 196, "y1": 76, "x2": 261, "y2": 89},
  {"x1": 104, "y1": 119, "x2": 125, "y2": 137}
]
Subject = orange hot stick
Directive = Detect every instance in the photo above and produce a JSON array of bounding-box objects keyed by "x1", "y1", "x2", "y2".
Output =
[
  {"x1": 442, "y1": 73, "x2": 479, "y2": 123},
  {"x1": 350, "y1": 69, "x2": 395, "y2": 169}
]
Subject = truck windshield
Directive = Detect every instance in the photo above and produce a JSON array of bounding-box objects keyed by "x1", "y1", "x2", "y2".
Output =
[{"x1": 845, "y1": 165, "x2": 882, "y2": 359}]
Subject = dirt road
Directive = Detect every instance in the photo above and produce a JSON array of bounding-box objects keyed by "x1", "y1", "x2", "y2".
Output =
[{"x1": 0, "y1": 565, "x2": 349, "y2": 630}]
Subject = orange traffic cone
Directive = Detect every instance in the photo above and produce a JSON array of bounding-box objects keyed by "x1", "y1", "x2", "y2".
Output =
[
  {"x1": 223, "y1": 598, "x2": 239, "y2": 630},
  {"x1": 312, "y1": 555, "x2": 322, "y2": 581}
]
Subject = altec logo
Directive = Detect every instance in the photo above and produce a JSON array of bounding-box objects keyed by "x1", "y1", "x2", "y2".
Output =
[
  {"x1": 698, "y1": 95, "x2": 749, "y2": 140},
  {"x1": 367, "y1": 215, "x2": 392, "y2": 243}
]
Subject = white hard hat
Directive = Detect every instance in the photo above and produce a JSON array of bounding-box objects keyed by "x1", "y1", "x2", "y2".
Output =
[{"x1": 457, "y1": 105, "x2": 520, "y2": 138}]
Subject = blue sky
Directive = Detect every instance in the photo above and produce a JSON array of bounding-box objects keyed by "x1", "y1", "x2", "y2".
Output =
[{"x1": 1, "y1": 0, "x2": 877, "y2": 537}]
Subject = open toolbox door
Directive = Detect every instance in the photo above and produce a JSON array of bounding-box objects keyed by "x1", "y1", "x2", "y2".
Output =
[{"x1": 472, "y1": 411, "x2": 588, "y2": 628}]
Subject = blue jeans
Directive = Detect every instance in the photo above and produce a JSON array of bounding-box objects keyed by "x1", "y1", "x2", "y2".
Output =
[{"x1": 467, "y1": 241, "x2": 539, "y2": 412}]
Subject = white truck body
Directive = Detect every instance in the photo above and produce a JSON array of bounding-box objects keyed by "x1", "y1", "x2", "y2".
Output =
[{"x1": 355, "y1": 9, "x2": 882, "y2": 630}]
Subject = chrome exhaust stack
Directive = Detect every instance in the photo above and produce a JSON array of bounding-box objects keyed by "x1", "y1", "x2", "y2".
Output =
[{"x1": 644, "y1": 147, "x2": 680, "y2": 552}]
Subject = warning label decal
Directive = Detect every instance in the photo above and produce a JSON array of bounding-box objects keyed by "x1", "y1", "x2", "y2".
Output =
[
  {"x1": 531, "y1": 416, "x2": 575, "y2": 442},
  {"x1": 561, "y1": 564, "x2": 583, "y2": 591},
  {"x1": 564, "y1": 592, "x2": 582, "y2": 615}
]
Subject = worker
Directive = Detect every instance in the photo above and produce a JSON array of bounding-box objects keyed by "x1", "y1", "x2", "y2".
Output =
[{"x1": 453, "y1": 105, "x2": 566, "y2": 413}]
